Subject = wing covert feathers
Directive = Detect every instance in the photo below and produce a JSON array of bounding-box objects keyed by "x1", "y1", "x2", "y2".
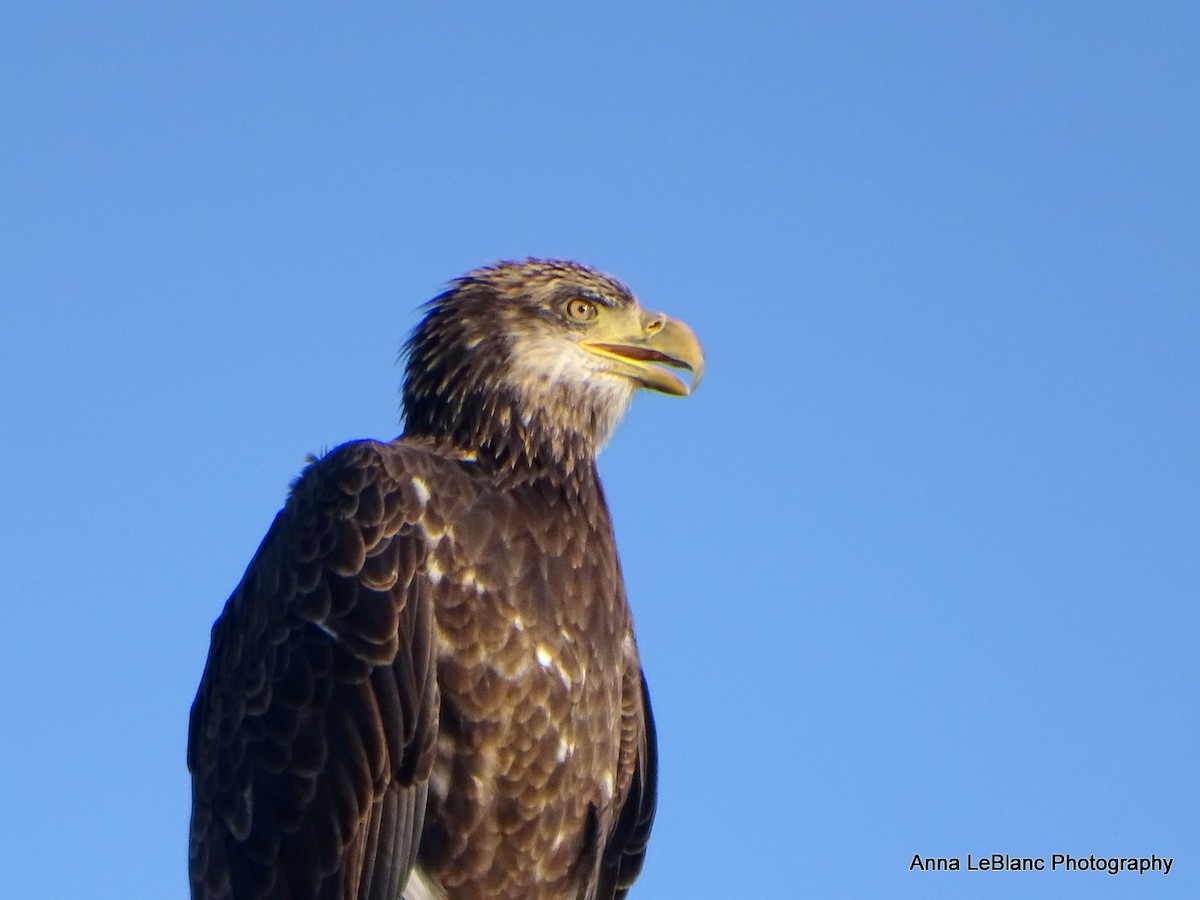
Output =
[{"x1": 188, "y1": 441, "x2": 440, "y2": 900}]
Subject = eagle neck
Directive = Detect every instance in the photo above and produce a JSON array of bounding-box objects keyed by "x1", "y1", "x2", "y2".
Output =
[{"x1": 403, "y1": 383, "x2": 608, "y2": 487}]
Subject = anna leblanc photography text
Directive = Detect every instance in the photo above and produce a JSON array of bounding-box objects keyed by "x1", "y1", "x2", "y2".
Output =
[{"x1": 910, "y1": 853, "x2": 1174, "y2": 876}]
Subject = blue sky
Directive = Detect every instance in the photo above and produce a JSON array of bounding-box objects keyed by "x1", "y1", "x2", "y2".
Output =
[{"x1": 2, "y1": 2, "x2": 1197, "y2": 897}]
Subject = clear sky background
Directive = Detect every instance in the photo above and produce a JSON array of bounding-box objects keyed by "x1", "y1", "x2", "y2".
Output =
[{"x1": 2, "y1": 3, "x2": 1197, "y2": 898}]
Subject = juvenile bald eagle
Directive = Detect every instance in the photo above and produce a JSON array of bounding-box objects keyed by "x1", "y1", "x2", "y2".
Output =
[{"x1": 188, "y1": 259, "x2": 703, "y2": 900}]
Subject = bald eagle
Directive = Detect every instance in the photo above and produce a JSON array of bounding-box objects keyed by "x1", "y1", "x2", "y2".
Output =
[{"x1": 187, "y1": 259, "x2": 703, "y2": 900}]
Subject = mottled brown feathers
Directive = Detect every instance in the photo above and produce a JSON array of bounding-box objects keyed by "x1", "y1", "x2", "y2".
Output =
[{"x1": 189, "y1": 260, "x2": 669, "y2": 900}]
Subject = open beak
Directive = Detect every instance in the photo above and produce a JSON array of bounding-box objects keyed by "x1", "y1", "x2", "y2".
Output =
[{"x1": 581, "y1": 313, "x2": 705, "y2": 396}]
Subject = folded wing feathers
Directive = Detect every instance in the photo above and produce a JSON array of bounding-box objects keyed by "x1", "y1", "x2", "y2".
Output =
[{"x1": 189, "y1": 440, "x2": 444, "y2": 900}]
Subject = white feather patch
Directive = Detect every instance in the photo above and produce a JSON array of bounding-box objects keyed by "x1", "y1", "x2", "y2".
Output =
[
  {"x1": 410, "y1": 476, "x2": 431, "y2": 506},
  {"x1": 505, "y1": 331, "x2": 636, "y2": 451},
  {"x1": 403, "y1": 867, "x2": 446, "y2": 900}
]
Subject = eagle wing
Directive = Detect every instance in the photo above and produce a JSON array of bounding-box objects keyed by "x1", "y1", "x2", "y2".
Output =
[
  {"x1": 188, "y1": 441, "x2": 444, "y2": 900},
  {"x1": 594, "y1": 673, "x2": 658, "y2": 900}
]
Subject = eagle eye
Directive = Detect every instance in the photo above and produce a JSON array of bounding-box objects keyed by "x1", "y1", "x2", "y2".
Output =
[{"x1": 564, "y1": 298, "x2": 599, "y2": 323}]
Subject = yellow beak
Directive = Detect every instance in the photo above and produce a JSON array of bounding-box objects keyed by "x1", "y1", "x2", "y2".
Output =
[{"x1": 581, "y1": 313, "x2": 705, "y2": 396}]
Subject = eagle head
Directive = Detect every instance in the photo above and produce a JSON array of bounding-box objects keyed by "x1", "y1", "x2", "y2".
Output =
[{"x1": 402, "y1": 259, "x2": 704, "y2": 472}]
